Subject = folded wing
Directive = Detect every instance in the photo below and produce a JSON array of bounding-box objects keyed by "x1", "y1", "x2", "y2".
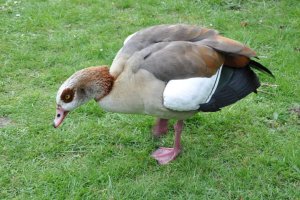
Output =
[{"x1": 110, "y1": 24, "x2": 257, "y2": 81}]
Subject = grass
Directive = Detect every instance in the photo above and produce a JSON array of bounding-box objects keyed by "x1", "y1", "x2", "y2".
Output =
[{"x1": 0, "y1": 0, "x2": 299, "y2": 199}]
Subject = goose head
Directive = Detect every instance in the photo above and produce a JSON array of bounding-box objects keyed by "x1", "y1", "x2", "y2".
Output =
[{"x1": 53, "y1": 66, "x2": 114, "y2": 128}]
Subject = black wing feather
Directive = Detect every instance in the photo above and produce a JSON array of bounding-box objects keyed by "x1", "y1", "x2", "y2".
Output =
[{"x1": 249, "y1": 60, "x2": 274, "y2": 78}]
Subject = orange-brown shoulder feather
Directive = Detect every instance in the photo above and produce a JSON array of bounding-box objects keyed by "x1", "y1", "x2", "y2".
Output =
[{"x1": 199, "y1": 35, "x2": 256, "y2": 68}]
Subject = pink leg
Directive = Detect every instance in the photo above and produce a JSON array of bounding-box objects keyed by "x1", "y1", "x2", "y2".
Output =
[
  {"x1": 151, "y1": 120, "x2": 184, "y2": 165},
  {"x1": 152, "y1": 118, "x2": 169, "y2": 137}
]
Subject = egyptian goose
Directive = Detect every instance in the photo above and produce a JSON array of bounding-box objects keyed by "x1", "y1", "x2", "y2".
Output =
[{"x1": 53, "y1": 24, "x2": 273, "y2": 164}]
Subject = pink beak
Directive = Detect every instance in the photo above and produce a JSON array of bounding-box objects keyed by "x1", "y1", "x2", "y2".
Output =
[{"x1": 53, "y1": 106, "x2": 69, "y2": 128}]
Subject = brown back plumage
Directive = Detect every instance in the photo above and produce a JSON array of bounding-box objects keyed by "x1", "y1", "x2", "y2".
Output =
[{"x1": 110, "y1": 24, "x2": 257, "y2": 81}]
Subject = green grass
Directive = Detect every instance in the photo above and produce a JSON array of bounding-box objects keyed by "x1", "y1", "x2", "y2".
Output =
[{"x1": 1, "y1": 0, "x2": 299, "y2": 199}]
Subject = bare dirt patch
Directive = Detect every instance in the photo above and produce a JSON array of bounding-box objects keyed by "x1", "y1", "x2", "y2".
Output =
[
  {"x1": 0, "y1": 117, "x2": 11, "y2": 128},
  {"x1": 289, "y1": 106, "x2": 300, "y2": 117}
]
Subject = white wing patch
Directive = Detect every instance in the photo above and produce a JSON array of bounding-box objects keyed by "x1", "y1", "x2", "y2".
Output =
[{"x1": 163, "y1": 66, "x2": 223, "y2": 111}]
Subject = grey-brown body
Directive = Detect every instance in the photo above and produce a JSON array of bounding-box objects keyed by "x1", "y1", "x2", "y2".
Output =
[{"x1": 99, "y1": 24, "x2": 256, "y2": 119}]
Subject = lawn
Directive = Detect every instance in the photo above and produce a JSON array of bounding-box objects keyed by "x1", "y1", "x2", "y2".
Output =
[{"x1": 0, "y1": 0, "x2": 299, "y2": 199}]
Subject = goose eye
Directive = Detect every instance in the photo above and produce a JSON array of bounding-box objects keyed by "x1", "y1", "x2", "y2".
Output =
[{"x1": 61, "y1": 88, "x2": 74, "y2": 103}]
